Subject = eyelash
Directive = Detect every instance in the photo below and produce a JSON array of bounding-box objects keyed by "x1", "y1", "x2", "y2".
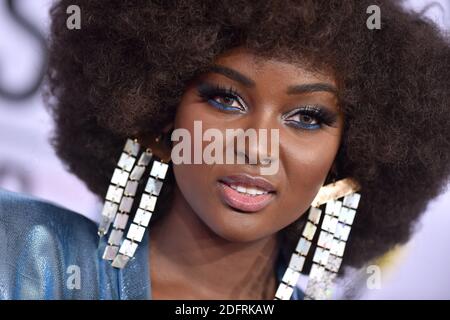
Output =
[
  {"x1": 282, "y1": 106, "x2": 338, "y2": 130},
  {"x1": 196, "y1": 82, "x2": 337, "y2": 130},
  {"x1": 197, "y1": 83, "x2": 246, "y2": 112}
]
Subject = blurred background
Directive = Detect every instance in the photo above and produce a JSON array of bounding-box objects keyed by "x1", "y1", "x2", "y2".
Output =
[{"x1": 0, "y1": 0, "x2": 449, "y2": 299}]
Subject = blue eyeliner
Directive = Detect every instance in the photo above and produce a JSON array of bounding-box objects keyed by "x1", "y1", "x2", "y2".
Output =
[
  {"x1": 196, "y1": 81, "x2": 338, "y2": 130},
  {"x1": 196, "y1": 82, "x2": 246, "y2": 113},
  {"x1": 282, "y1": 105, "x2": 339, "y2": 130}
]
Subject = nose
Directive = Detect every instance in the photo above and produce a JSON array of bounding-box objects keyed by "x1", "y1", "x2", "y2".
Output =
[
  {"x1": 229, "y1": 108, "x2": 280, "y2": 168},
  {"x1": 234, "y1": 138, "x2": 276, "y2": 166}
]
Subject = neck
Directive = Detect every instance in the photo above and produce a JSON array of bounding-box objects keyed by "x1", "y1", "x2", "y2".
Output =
[{"x1": 149, "y1": 186, "x2": 280, "y2": 299}]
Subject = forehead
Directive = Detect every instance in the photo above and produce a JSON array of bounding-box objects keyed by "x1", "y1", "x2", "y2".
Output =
[{"x1": 212, "y1": 47, "x2": 337, "y2": 87}]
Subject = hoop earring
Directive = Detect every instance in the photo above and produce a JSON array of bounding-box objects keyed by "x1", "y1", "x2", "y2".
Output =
[{"x1": 275, "y1": 178, "x2": 361, "y2": 300}]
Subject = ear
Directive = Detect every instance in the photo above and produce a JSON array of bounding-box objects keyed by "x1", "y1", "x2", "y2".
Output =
[
  {"x1": 160, "y1": 122, "x2": 175, "y2": 151},
  {"x1": 137, "y1": 128, "x2": 173, "y2": 162},
  {"x1": 330, "y1": 161, "x2": 338, "y2": 178},
  {"x1": 162, "y1": 122, "x2": 174, "y2": 134},
  {"x1": 138, "y1": 120, "x2": 173, "y2": 142},
  {"x1": 325, "y1": 161, "x2": 339, "y2": 184}
]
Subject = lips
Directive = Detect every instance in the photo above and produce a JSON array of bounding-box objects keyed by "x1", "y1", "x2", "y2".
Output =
[{"x1": 217, "y1": 174, "x2": 276, "y2": 213}]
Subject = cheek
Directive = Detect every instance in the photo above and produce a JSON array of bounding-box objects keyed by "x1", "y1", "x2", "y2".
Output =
[
  {"x1": 278, "y1": 131, "x2": 342, "y2": 218},
  {"x1": 172, "y1": 162, "x2": 209, "y2": 210},
  {"x1": 171, "y1": 98, "x2": 220, "y2": 216},
  {"x1": 172, "y1": 103, "x2": 209, "y2": 203}
]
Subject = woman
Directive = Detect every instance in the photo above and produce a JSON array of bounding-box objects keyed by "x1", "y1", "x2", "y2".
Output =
[{"x1": 1, "y1": 0, "x2": 449, "y2": 300}]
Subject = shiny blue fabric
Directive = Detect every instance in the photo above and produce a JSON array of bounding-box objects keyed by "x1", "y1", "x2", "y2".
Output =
[{"x1": 0, "y1": 189, "x2": 303, "y2": 300}]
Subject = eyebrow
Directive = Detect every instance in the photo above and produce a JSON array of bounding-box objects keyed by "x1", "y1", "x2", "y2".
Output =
[{"x1": 206, "y1": 64, "x2": 338, "y2": 96}]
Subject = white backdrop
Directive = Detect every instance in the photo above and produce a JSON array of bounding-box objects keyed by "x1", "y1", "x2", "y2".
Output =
[{"x1": 0, "y1": 0, "x2": 449, "y2": 299}]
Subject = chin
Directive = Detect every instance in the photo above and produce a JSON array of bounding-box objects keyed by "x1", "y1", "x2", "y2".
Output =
[
  {"x1": 200, "y1": 207, "x2": 276, "y2": 243},
  {"x1": 212, "y1": 227, "x2": 267, "y2": 243}
]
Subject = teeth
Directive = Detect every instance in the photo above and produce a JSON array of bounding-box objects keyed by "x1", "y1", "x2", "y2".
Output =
[
  {"x1": 228, "y1": 184, "x2": 268, "y2": 196},
  {"x1": 230, "y1": 185, "x2": 238, "y2": 191},
  {"x1": 255, "y1": 189, "x2": 265, "y2": 195}
]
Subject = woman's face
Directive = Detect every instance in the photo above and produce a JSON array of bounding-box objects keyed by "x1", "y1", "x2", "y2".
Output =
[{"x1": 171, "y1": 47, "x2": 344, "y2": 242}]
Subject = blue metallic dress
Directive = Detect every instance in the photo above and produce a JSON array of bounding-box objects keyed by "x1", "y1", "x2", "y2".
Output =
[{"x1": 0, "y1": 189, "x2": 304, "y2": 300}]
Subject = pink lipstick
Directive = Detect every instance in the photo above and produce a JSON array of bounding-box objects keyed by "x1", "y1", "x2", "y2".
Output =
[{"x1": 217, "y1": 174, "x2": 276, "y2": 213}]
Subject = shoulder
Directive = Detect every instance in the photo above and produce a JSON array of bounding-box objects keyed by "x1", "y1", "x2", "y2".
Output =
[
  {"x1": 0, "y1": 188, "x2": 98, "y2": 240},
  {"x1": 0, "y1": 189, "x2": 103, "y2": 299}
]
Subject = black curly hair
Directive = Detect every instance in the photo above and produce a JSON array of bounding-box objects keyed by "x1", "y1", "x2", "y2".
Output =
[{"x1": 45, "y1": 0, "x2": 450, "y2": 274}]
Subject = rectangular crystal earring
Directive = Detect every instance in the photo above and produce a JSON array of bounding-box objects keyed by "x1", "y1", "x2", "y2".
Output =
[
  {"x1": 111, "y1": 158, "x2": 169, "y2": 269},
  {"x1": 303, "y1": 188, "x2": 361, "y2": 300},
  {"x1": 101, "y1": 147, "x2": 154, "y2": 262},
  {"x1": 275, "y1": 178, "x2": 361, "y2": 300},
  {"x1": 98, "y1": 139, "x2": 141, "y2": 239},
  {"x1": 275, "y1": 205, "x2": 323, "y2": 300}
]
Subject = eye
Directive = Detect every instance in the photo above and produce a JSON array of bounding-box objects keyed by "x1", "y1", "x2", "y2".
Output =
[
  {"x1": 292, "y1": 113, "x2": 319, "y2": 126},
  {"x1": 196, "y1": 82, "x2": 247, "y2": 113},
  {"x1": 213, "y1": 95, "x2": 242, "y2": 110},
  {"x1": 283, "y1": 105, "x2": 338, "y2": 130}
]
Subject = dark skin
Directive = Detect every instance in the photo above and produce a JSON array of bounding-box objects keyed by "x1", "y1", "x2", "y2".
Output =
[{"x1": 147, "y1": 47, "x2": 344, "y2": 299}]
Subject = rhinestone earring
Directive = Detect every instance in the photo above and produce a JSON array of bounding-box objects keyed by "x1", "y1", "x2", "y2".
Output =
[
  {"x1": 110, "y1": 155, "x2": 169, "y2": 269},
  {"x1": 99, "y1": 139, "x2": 155, "y2": 261},
  {"x1": 275, "y1": 178, "x2": 361, "y2": 300},
  {"x1": 98, "y1": 138, "x2": 143, "y2": 239},
  {"x1": 98, "y1": 136, "x2": 171, "y2": 269}
]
